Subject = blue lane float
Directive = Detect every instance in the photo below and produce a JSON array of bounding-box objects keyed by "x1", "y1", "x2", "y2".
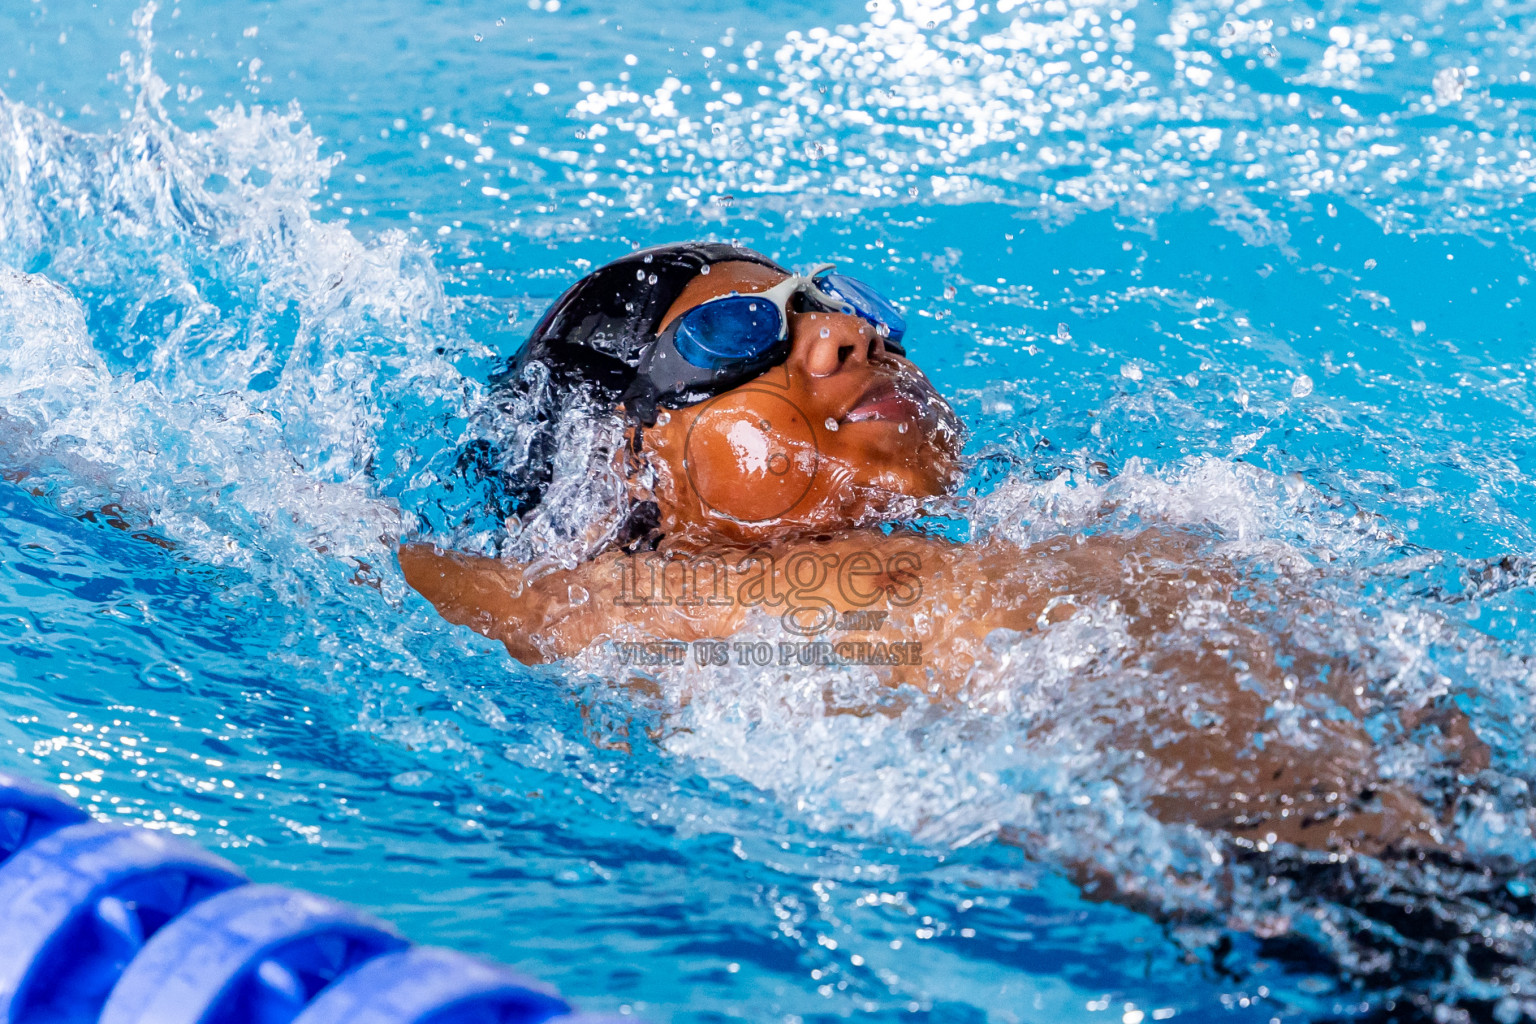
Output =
[
  {"x1": 99, "y1": 885, "x2": 409, "y2": 1024},
  {"x1": 0, "y1": 822, "x2": 246, "y2": 1024},
  {"x1": 0, "y1": 772, "x2": 593, "y2": 1024},
  {"x1": 0, "y1": 773, "x2": 87, "y2": 862},
  {"x1": 293, "y1": 947, "x2": 571, "y2": 1024}
]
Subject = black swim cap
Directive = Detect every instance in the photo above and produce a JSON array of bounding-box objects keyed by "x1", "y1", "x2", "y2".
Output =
[{"x1": 459, "y1": 242, "x2": 783, "y2": 537}]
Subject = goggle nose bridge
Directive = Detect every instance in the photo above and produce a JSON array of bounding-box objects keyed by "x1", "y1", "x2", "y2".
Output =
[{"x1": 735, "y1": 264, "x2": 847, "y2": 342}]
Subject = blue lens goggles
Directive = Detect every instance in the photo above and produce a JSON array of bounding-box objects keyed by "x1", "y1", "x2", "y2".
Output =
[{"x1": 623, "y1": 264, "x2": 908, "y2": 424}]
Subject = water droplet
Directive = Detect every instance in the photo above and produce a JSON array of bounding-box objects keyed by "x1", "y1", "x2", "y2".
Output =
[
  {"x1": 655, "y1": 410, "x2": 671, "y2": 426},
  {"x1": 747, "y1": 302, "x2": 758, "y2": 312},
  {"x1": 474, "y1": 33, "x2": 484, "y2": 42},
  {"x1": 1056, "y1": 323, "x2": 1072, "y2": 342},
  {"x1": 636, "y1": 269, "x2": 646, "y2": 281},
  {"x1": 567, "y1": 585, "x2": 589, "y2": 606},
  {"x1": 643, "y1": 253, "x2": 653, "y2": 263},
  {"x1": 824, "y1": 417, "x2": 839, "y2": 432},
  {"x1": 1326, "y1": 203, "x2": 1338, "y2": 218},
  {"x1": 1120, "y1": 363, "x2": 1143, "y2": 381},
  {"x1": 1183, "y1": 372, "x2": 1199, "y2": 387},
  {"x1": 819, "y1": 326, "x2": 830, "y2": 338},
  {"x1": 1291, "y1": 374, "x2": 1314, "y2": 398},
  {"x1": 1258, "y1": 43, "x2": 1280, "y2": 61},
  {"x1": 647, "y1": 273, "x2": 657, "y2": 285},
  {"x1": 1411, "y1": 320, "x2": 1427, "y2": 335},
  {"x1": 1364, "y1": 258, "x2": 1378, "y2": 270},
  {"x1": 1433, "y1": 66, "x2": 1469, "y2": 105},
  {"x1": 699, "y1": 265, "x2": 711, "y2": 275},
  {"x1": 898, "y1": 422, "x2": 909, "y2": 434},
  {"x1": 943, "y1": 284, "x2": 957, "y2": 300},
  {"x1": 876, "y1": 323, "x2": 890, "y2": 338}
]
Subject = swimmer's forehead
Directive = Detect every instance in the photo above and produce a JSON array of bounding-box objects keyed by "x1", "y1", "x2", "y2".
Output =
[{"x1": 659, "y1": 260, "x2": 789, "y2": 332}]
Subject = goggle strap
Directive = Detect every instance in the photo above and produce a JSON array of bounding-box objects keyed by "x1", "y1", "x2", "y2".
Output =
[{"x1": 620, "y1": 376, "x2": 661, "y2": 428}]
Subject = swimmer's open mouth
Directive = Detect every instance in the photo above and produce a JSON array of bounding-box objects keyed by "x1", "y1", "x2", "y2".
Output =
[{"x1": 842, "y1": 377, "x2": 927, "y2": 425}]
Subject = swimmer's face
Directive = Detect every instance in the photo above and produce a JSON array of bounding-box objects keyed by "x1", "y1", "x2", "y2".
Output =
[{"x1": 636, "y1": 260, "x2": 964, "y2": 544}]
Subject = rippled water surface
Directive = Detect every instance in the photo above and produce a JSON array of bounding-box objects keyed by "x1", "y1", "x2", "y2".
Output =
[{"x1": 3, "y1": 0, "x2": 1536, "y2": 1020}]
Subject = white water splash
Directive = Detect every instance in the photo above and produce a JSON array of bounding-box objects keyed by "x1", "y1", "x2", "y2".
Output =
[{"x1": 0, "y1": 4, "x2": 465, "y2": 574}]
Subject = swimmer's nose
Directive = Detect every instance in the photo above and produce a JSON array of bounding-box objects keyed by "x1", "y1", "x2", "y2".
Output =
[{"x1": 790, "y1": 311, "x2": 884, "y2": 378}]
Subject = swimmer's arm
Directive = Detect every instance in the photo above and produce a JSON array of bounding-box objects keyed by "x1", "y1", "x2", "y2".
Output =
[
  {"x1": 400, "y1": 531, "x2": 1079, "y2": 667},
  {"x1": 397, "y1": 543, "x2": 593, "y2": 663},
  {"x1": 399, "y1": 534, "x2": 977, "y2": 663},
  {"x1": 397, "y1": 543, "x2": 757, "y2": 662}
]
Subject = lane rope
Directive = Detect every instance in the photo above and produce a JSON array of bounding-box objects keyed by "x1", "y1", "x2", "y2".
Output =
[{"x1": 0, "y1": 772, "x2": 602, "y2": 1024}]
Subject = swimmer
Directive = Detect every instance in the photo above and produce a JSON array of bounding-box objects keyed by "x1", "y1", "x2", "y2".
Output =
[
  {"x1": 401, "y1": 242, "x2": 1492, "y2": 868},
  {"x1": 401, "y1": 244, "x2": 1533, "y2": 1014}
]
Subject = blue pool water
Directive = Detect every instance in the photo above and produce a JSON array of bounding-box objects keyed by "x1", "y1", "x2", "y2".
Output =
[{"x1": 3, "y1": 0, "x2": 1536, "y2": 1019}]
